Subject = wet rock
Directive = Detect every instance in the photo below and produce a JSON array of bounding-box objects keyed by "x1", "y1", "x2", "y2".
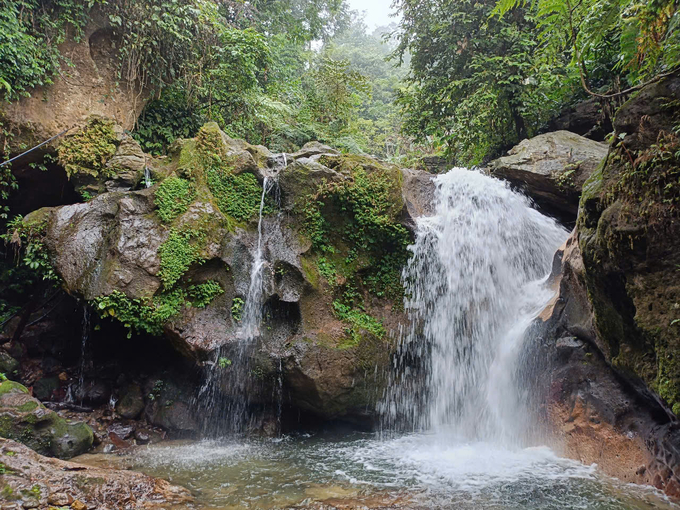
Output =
[
  {"x1": 32, "y1": 376, "x2": 59, "y2": 401},
  {"x1": 548, "y1": 98, "x2": 611, "y2": 141},
  {"x1": 534, "y1": 225, "x2": 680, "y2": 496},
  {"x1": 401, "y1": 168, "x2": 436, "y2": 228},
  {"x1": 116, "y1": 383, "x2": 144, "y2": 419},
  {"x1": 0, "y1": 380, "x2": 93, "y2": 459},
  {"x1": 0, "y1": 437, "x2": 192, "y2": 508},
  {"x1": 279, "y1": 158, "x2": 344, "y2": 210},
  {"x1": 144, "y1": 378, "x2": 198, "y2": 435},
  {"x1": 488, "y1": 130, "x2": 608, "y2": 221},
  {"x1": 290, "y1": 141, "x2": 340, "y2": 160},
  {"x1": 77, "y1": 380, "x2": 110, "y2": 406},
  {"x1": 104, "y1": 135, "x2": 147, "y2": 192},
  {"x1": 107, "y1": 422, "x2": 134, "y2": 440},
  {"x1": 0, "y1": 350, "x2": 19, "y2": 376},
  {"x1": 134, "y1": 429, "x2": 151, "y2": 444}
]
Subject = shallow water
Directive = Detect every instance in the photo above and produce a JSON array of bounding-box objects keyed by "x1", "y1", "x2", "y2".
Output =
[{"x1": 76, "y1": 432, "x2": 677, "y2": 509}]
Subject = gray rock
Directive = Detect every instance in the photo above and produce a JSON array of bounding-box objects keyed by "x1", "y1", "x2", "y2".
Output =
[
  {"x1": 0, "y1": 350, "x2": 19, "y2": 376},
  {"x1": 0, "y1": 380, "x2": 93, "y2": 459},
  {"x1": 401, "y1": 168, "x2": 436, "y2": 230},
  {"x1": 488, "y1": 130, "x2": 608, "y2": 220},
  {"x1": 117, "y1": 383, "x2": 144, "y2": 419},
  {"x1": 289, "y1": 141, "x2": 340, "y2": 160}
]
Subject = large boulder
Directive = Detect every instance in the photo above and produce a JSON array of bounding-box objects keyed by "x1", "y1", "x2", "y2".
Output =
[
  {"x1": 0, "y1": 12, "x2": 146, "y2": 156},
  {"x1": 12, "y1": 123, "x2": 434, "y2": 427},
  {"x1": 533, "y1": 72, "x2": 680, "y2": 497},
  {"x1": 0, "y1": 437, "x2": 192, "y2": 509},
  {"x1": 488, "y1": 130, "x2": 608, "y2": 221},
  {"x1": 533, "y1": 231, "x2": 680, "y2": 497},
  {"x1": 0, "y1": 380, "x2": 93, "y2": 459},
  {"x1": 577, "y1": 72, "x2": 680, "y2": 414}
]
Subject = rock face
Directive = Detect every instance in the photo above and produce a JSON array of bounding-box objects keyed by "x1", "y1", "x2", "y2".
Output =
[
  {"x1": 578, "y1": 73, "x2": 680, "y2": 414},
  {"x1": 0, "y1": 12, "x2": 146, "y2": 155},
  {"x1": 534, "y1": 72, "x2": 680, "y2": 497},
  {"x1": 15, "y1": 123, "x2": 436, "y2": 428},
  {"x1": 533, "y1": 231, "x2": 680, "y2": 496},
  {"x1": 0, "y1": 438, "x2": 192, "y2": 509},
  {"x1": 0, "y1": 380, "x2": 93, "y2": 459},
  {"x1": 488, "y1": 130, "x2": 608, "y2": 221}
]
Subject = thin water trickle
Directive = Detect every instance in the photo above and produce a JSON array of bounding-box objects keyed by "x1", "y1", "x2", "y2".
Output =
[
  {"x1": 144, "y1": 166, "x2": 152, "y2": 188},
  {"x1": 78, "y1": 305, "x2": 90, "y2": 405}
]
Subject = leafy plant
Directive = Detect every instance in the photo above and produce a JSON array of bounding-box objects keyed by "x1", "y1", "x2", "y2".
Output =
[
  {"x1": 57, "y1": 117, "x2": 119, "y2": 179},
  {"x1": 154, "y1": 177, "x2": 196, "y2": 223},
  {"x1": 217, "y1": 357, "x2": 232, "y2": 369},
  {"x1": 231, "y1": 297, "x2": 244, "y2": 322},
  {"x1": 158, "y1": 228, "x2": 205, "y2": 288}
]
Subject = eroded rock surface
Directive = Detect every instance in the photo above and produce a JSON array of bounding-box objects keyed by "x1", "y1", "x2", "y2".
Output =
[
  {"x1": 488, "y1": 130, "x2": 608, "y2": 221},
  {"x1": 0, "y1": 438, "x2": 192, "y2": 509}
]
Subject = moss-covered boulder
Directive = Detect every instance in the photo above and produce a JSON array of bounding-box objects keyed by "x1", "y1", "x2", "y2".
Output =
[
  {"x1": 15, "y1": 121, "x2": 436, "y2": 426},
  {"x1": 576, "y1": 72, "x2": 680, "y2": 413},
  {"x1": 0, "y1": 380, "x2": 93, "y2": 459}
]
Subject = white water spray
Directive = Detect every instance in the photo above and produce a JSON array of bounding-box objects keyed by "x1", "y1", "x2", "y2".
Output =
[
  {"x1": 144, "y1": 167, "x2": 152, "y2": 188},
  {"x1": 384, "y1": 168, "x2": 567, "y2": 444}
]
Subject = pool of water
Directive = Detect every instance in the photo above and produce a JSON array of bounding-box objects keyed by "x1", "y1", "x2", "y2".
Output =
[{"x1": 76, "y1": 432, "x2": 677, "y2": 509}]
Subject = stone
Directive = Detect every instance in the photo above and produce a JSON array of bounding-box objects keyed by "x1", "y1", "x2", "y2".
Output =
[
  {"x1": 134, "y1": 429, "x2": 150, "y2": 444},
  {"x1": 401, "y1": 168, "x2": 436, "y2": 230},
  {"x1": 71, "y1": 502, "x2": 87, "y2": 510},
  {"x1": 289, "y1": 141, "x2": 340, "y2": 160},
  {"x1": 104, "y1": 135, "x2": 147, "y2": 192},
  {"x1": 116, "y1": 383, "x2": 144, "y2": 419},
  {"x1": 0, "y1": 14, "x2": 147, "y2": 156},
  {"x1": 32, "y1": 376, "x2": 60, "y2": 401},
  {"x1": 0, "y1": 350, "x2": 19, "y2": 376},
  {"x1": 107, "y1": 422, "x2": 134, "y2": 440},
  {"x1": 0, "y1": 380, "x2": 93, "y2": 459},
  {"x1": 548, "y1": 98, "x2": 611, "y2": 140},
  {"x1": 487, "y1": 130, "x2": 608, "y2": 221}
]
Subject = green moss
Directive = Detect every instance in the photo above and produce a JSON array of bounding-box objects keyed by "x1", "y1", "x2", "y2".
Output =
[
  {"x1": 158, "y1": 228, "x2": 205, "y2": 288},
  {"x1": 207, "y1": 169, "x2": 267, "y2": 221},
  {"x1": 0, "y1": 380, "x2": 29, "y2": 396},
  {"x1": 299, "y1": 162, "x2": 410, "y2": 303},
  {"x1": 57, "y1": 117, "x2": 119, "y2": 179},
  {"x1": 300, "y1": 256, "x2": 320, "y2": 289},
  {"x1": 16, "y1": 401, "x2": 39, "y2": 413},
  {"x1": 333, "y1": 300, "x2": 385, "y2": 349},
  {"x1": 154, "y1": 177, "x2": 196, "y2": 223}
]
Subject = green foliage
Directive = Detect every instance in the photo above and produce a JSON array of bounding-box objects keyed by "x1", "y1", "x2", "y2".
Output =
[
  {"x1": 95, "y1": 290, "x2": 182, "y2": 337},
  {"x1": 231, "y1": 297, "x2": 244, "y2": 322},
  {"x1": 154, "y1": 177, "x2": 196, "y2": 223},
  {"x1": 217, "y1": 357, "x2": 232, "y2": 369},
  {"x1": 2, "y1": 214, "x2": 59, "y2": 282},
  {"x1": 393, "y1": 0, "x2": 569, "y2": 165},
  {"x1": 333, "y1": 300, "x2": 385, "y2": 347},
  {"x1": 188, "y1": 280, "x2": 224, "y2": 308},
  {"x1": 207, "y1": 169, "x2": 267, "y2": 221},
  {"x1": 133, "y1": 86, "x2": 206, "y2": 155},
  {"x1": 57, "y1": 117, "x2": 119, "y2": 179},
  {"x1": 493, "y1": 0, "x2": 679, "y2": 86},
  {"x1": 0, "y1": 0, "x2": 97, "y2": 102},
  {"x1": 304, "y1": 164, "x2": 410, "y2": 301},
  {"x1": 158, "y1": 228, "x2": 205, "y2": 289}
]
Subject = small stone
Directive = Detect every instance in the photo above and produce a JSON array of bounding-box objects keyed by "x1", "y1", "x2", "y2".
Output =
[
  {"x1": 71, "y1": 500, "x2": 87, "y2": 510},
  {"x1": 134, "y1": 430, "x2": 150, "y2": 444},
  {"x1": 21, "y1": 500, "x2": 39, "y2": 509},
  {"x1": 107, "y1": 422, "x2": 135, "y2": 440}
]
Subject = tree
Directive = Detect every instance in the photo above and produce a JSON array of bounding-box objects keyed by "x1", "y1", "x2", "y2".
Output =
[{"x1": 392, "y1": 0, "x2": 559, "y2": 165}]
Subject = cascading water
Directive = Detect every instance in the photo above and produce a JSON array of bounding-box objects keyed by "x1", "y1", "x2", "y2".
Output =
[
  {"x1": 383, "y1": 168, "x2": 567, "y2": 444},
  {"x1": 101, "y1": 166, "x2": 676, "y2": 509},
  {"x1": 196, "y1": 155, "x2": 285, "y2": 434},
  {"x1": 144, "y1": 167, "x2": 152, "y2": 188}
]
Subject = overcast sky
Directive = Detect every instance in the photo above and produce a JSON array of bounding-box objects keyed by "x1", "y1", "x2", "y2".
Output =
[{"x1": 346, "y1": 0, "x2": 399, "y2": 30}]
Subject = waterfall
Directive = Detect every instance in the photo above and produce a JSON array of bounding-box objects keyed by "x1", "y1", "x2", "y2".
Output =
[
  {"x1": 240, "y1": 176, "x2": 277, "y2": 341},
  {"x1": 76, "y1": 305, "x2": 90, "y2": 405},
  {"x1": 383, "y1": 168, "x2": 567, "y2": 444},
  {"x1": 144, "y1": 167, "x2": 152, "y2": 188},
  {"x1": 196, "y1": 159, "x2": 285, "y2": 434}
]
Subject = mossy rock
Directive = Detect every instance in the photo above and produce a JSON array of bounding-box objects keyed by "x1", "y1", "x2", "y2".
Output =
[{"x1": 0, "y1": 380, "x2": 93, "y2": 459}]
